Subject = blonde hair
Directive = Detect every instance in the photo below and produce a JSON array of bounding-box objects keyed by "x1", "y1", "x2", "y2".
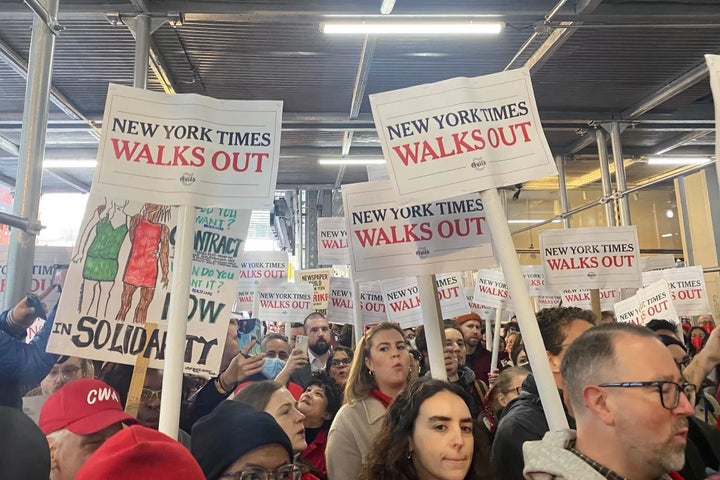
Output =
[{"x1": 344, "y1": 322, "x2": 412, "y2": 404}]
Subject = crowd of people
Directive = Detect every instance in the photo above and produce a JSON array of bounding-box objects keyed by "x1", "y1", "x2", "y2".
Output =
[{"x1": 1, "y1": 291, "x2": 720, "y2": 480}]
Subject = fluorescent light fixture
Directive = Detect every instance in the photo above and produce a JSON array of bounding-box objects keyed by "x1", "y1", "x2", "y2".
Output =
[
  {"x1": 43, "y1": 160, "x2": 97, "y2": 169},
  {"x1": 507, "y1": 219, "x2": 562, "y2": 224},
  {"x1": 661, "y1": 233, "x2": 674, "y2": 238},
  {"x1": 646, "y1": 156, "x2": 712, "y2": 166},
  {"x1": 322, "y1": 21, "x2": 504, "y2": 35},
  {"x1": 318, "y1": 158, "x2": 386, "y2": 165}
]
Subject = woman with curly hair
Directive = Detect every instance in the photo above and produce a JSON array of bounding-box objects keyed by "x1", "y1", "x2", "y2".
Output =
[
  {"x1": 359, "y1": 378, "x2": 494, "y2": 480},
  {"x1": 325, "y1": 322, "x2": 412, "y2": 480}
]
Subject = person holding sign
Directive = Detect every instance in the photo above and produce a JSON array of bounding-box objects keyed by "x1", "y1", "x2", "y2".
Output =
[
  {"x1": 491, "y1": 307, "x2": 594, "y2": 480},
  {"x1": 456, "y1": 312, "x2": 506, "y2": 386},
  {"x1": 0, "y1": 298, "x2": 59, "y2": 408},
  {"x1": 326, "y1": 323, "x2": 412, "y2": 480},
  {"x1": 523, "y1": 323, "x2": 696, "y2": 480}
]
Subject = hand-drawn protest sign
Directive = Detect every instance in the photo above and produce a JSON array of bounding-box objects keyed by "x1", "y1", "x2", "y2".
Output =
[
  {"x1": 255, "y1": 282, "x2": 314, "y2": 324},
  {"x1": 474, "y1": 269, "x2": 512, "y2": 310},
  {"x1": 614, "y1": 280, "x2": 679, "y2": 325},
  {"x1": 561, "y1": 288, "x2": 620, "y2": 311},
  {"x1": 642, "y1": 266, "x2": 710, "y2": 316},
  {"x1": 327, "y1": 277, "x2": 387, "y2": 325},
  {"x1": 48, "y1": 194, "x2": 250, "y2": 376},
  {"x1": 540, "y1": 226, "x2": 641, "y2": 290},
  {"x1": 342, "y1": 181, "x2": 495, "y2": 281},
  {"x1": 93, "y1": 84, "x2": 282, "y2": 209},
  {"x1": 369, "y1": 68, "x2": 557, "y2": 205},
  {"x1": 317, "y1": 217, "x2": 350, "y2": 266},
  {"x1": 297, "y1": 268, "x2": 332, "y2": 316},
  {"x1": 640, "y1": 254, "x2": 676, "y2": 272}
]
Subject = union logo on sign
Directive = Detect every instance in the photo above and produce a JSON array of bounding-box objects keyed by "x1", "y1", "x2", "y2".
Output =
[
  {"x1": 179, "y1": 172, "x2": 196, "y2": 186},
  {"x1": 470, "y1": 158, "x2": 486, "y2": 170}
]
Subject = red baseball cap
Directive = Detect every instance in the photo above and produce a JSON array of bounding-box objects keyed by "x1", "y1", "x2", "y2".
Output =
[{"x1": 39, "y1": 379, "x2": 138, "y2": 435}]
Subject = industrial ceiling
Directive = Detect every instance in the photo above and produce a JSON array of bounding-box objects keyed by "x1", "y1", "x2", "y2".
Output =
[{"x1": 0, "y1": 0, "x2": 718, "y2": 194}]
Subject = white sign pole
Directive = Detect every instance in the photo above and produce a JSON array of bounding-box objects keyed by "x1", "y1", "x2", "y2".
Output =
[
  {"x1": 484, "y1": 314, "x2": 492, "y2": 352},
  {"x1": 479, "y1": 188, "x2": 568, "y2": 430},
  {"x1": 417, "y1": 275, "x2": 447, "y2": 381},
  {"x1": 490, "y1": 307, "x2": 502, "y2": 369},
  {"x1": 351, "y1": 279, "x2": 364, "y2": 345},
  {"x1": 159, "y1": 204, "x2": 195, "y2": 438}
]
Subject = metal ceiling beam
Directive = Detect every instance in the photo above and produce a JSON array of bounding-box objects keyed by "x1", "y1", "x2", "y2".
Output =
[
  {"x1": 652, "y1": 130, "x2": 713, "y2": 155},
  {"x1": 621, "y1": 63, "x2": 709, "y2": 119},
  {"x1": 45, "y1": 170, "x2": 90, "y2": 193},
  {"x1": 0, "y1": 38, "x2": 101, "y2": 138},
  {"x1": 0, "y1": 135, "x2": 19, "y2": 156},
  {"x1": 564, "y1": 132, "x2": 596, "y2": 154},
  {"x1": 0, "y1": 172, "x2": 16, "y2": 188},
  {"x1": 521, "y1": 0, "x2": 604, "y2": 73}
]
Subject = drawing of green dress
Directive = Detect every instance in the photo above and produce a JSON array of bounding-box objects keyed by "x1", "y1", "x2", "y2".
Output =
[{"x1": 82, "y1": 216, "x2": 129, "y2": 282}]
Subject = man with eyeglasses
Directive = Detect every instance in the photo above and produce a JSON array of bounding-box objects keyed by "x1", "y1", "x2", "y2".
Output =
[
  {"x1": 524, "y1": 322, "x2": 696, "y2": 480},
  {"x1": 39, "y1": 378, "x2": 138, "y2": 480},
  {"x1": 36, "y1": 356, "x2": 95, "y2": 395},
  {"x1": 491, "y1": 307, "x2": 595, "y2": 480}
]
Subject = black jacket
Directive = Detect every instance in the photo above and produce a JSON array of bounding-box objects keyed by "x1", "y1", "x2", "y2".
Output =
[{"x1": 490, "y1": 374, "x2": 575, "y2": 480}]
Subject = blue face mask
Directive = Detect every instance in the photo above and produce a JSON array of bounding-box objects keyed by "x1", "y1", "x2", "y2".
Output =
[{"x1": 262, "y1": 357, "x2": 286, "y2": 379}]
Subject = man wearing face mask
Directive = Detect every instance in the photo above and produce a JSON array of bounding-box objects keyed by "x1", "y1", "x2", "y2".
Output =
[{"x1": 261, "y1": 334, "x2": 292, "y2": 380}]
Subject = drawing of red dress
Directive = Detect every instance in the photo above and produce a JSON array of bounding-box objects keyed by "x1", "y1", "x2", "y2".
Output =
[{"x1": 123, "y1": 220, "x2": 162, "y2": 287}]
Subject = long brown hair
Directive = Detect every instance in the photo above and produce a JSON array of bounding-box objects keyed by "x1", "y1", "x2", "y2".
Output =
[
  {"x1": 344, "y1": 322, "x2": 411, "y2": 404},
  {"x1": 359, "y1": 378, "x2": 494, "y2": 480}
]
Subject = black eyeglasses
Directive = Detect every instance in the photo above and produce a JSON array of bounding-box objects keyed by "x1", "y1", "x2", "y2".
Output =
[
  {"x1": 221, "y1": 464, "x2": 302, "y2": 480},
  {"x1": 330, "y1": 358, "x2": 352, "y2": 368},
  {"x1": 675, "y1": 356, "x2": 692, "y2": 371},
  {"x1": 598, "y1": 381, "x2": 696, "y2": 410}
]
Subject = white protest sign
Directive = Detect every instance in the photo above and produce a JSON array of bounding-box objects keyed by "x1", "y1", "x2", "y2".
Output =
[
  {"x1": 256, "y1": 282, "x2": 314, "y2": 323},
  {"x1": 0, "y1": 246, "x2": 70, "y2": 310},
  {"x1": 327, "y1": 277, "x2": 388, "y2": 325},
  {"x1": 540, "y1": 226, "x2": 641, "y2": 289},
  {"x1": 237, "y1": 251, "x2": 289, "y2": 289},
  {"x1": 436, "y1": 273, "x2": 471, "y2": 318},
  {"x1": 474, "y1": 269, "x2": 512, "y2": 309},
  {"x1": 561, "y1": 288, "x2": 620, "y2": 311},
  {"x1": 369, "y1": 68, "x2": 557, "y2": 205},
  {"x1": 464, "y1": 286, "x2": 494, "y2": 319},
  {"x1": 536, "y1": 295, "x2": 562, "y2": 310},
  {"x1": 614, "y1": 280, "x2": 679, "y2": 325},
  {"x1": 342, "y1": 181, "x2": 495, "y2": 282},
  {"x1": 640, "y1": 254, "x2": 676, "y2": 272},
  {"x1": 381, "y1": 277, "x2": 423, "y2": 328},
  {"x1": 233, "y1": 289, "x2": 255, "y2": 313},
  {"x1": 366, "y1": 163, "x2": 389, "y2": 182},
  {"x1": 297, "y1": 268, "x2": 332, "y2": 316},
  {"x1": 642, "y1": 266, "x2": 710, "y2": 316},
  {"x1": 93, "y1": 84, "x2": 282, "y2": 209},
  {"x1": 521, "y1": 265, "x2": 554, "y2": 296},
  {"x1": 48, "y1": 194, "x2": 250, "y2": 376},
  {"x1": 317, "y1": 217, "x2": 350, "y2": 266}
]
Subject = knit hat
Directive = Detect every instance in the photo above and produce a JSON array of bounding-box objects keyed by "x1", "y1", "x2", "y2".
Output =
[
  {"x1": 75, "y1": 425, "x2": 204, "y2": 480},
  {"x1": 39, "y1": 378, "x2": 138, "y2": 435},
  {"x1": 454, "y1": 312, "x2": 482, "y2": 325},
  {"x1": 191, "y1": 400, "x2": 293, "y2": 480},
  {"x1": 0, "y1": 406, "x2": 50, "y2": 480}
]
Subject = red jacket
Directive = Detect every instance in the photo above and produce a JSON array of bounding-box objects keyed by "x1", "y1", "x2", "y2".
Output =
[{"x1": 299, "y1": 429, "x2": 329, "y2": 478}]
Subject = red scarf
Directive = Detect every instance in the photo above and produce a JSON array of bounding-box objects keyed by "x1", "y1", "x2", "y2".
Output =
[{"x1": 369, "y1": 388, "x2": 393, "y2": 408}]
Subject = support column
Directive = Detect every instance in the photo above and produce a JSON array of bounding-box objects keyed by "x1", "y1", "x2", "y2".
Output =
[
  {"x1": 555, "y1": 155, "x2": 571, "y2": 228},
  {"x1": 306, "y1": 190, "x2": 319, "y2": 268},
  {"x1": 132, "y1": 14, "x2": 150, "y2": 89},
  {"x1": 5, "y1": 0, "x2": 59, "y2": 309},
  {"x1": 608, "y1": 122, "x2": 631, "y2": 226},
  {"x1": 596, "y1": 129, "x2": 616, "y2": 227}
]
